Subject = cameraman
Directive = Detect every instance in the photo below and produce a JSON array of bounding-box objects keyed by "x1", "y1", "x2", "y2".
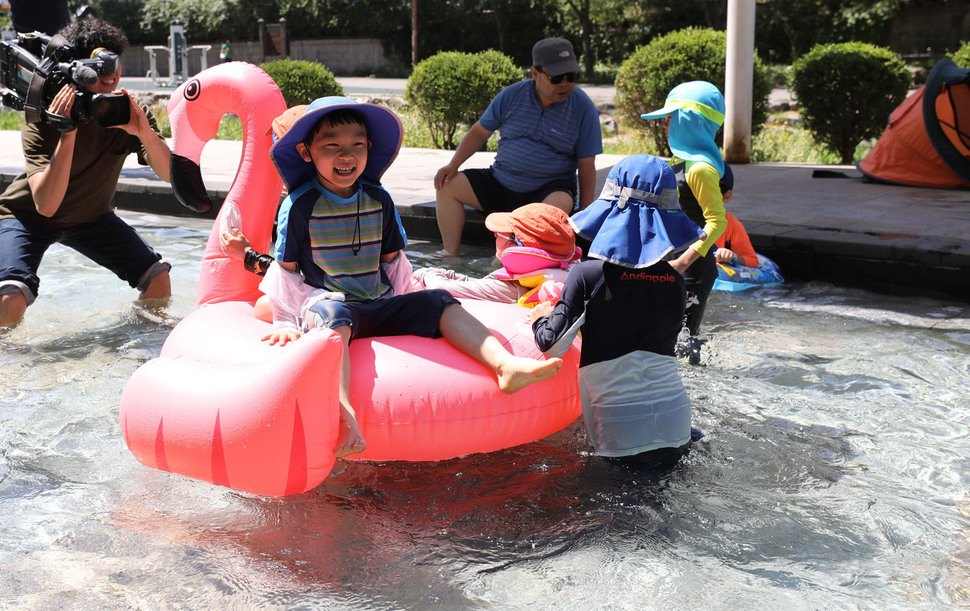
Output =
[{"x1": 0, "y1": 17, "x2": 173, "y2": 327}]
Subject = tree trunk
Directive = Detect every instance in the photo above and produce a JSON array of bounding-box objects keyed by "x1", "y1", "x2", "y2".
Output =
[{"x1": 582, "y1": 15, "x2": 594, "y2": 76}]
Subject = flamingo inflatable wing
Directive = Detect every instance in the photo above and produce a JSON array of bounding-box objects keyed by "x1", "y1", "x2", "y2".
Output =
[{"x1": 119, "y1": 63, "x2": 582, "y2": 496}]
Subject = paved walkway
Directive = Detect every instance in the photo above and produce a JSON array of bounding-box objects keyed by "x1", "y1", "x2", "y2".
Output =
[{"x1": 0, "y1": 76, "x2": 966, "y2": 301}]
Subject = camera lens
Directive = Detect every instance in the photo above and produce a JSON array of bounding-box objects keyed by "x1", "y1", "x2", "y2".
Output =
[{"x1": 93, "y1": 93, "x2": 130, "y2": 127}]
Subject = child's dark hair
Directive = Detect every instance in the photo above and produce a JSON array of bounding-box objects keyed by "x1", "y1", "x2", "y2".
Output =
[
  {"x1": 303, "y1": 108, "x2": 367, "y2": 148},
  {"x1": 57, "y1": 17, "x2": 129, "y2": 58}
]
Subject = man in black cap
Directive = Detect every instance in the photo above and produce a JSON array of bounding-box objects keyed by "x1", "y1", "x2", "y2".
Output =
[{"x1": 433, "y1": 37, "x2": 602, "y2": 256}]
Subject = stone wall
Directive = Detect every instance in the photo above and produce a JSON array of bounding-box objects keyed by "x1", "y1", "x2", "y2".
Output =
[{"x1": 122, "y1": 38, "x2": 396, "y2": 79}]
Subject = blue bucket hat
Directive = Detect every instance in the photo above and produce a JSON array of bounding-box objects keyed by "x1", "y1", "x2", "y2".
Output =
[
  {"x1": 640, "y1": 81, "x2": 725, "y2": 177},
  {"x1": 570, "y1": 155, "x2": 704, "y2": 268},
  {"x1": 269, "y1": 96, "x2": 403, "y2": 192}
]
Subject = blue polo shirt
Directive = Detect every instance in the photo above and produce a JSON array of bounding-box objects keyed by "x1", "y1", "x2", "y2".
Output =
[{"x1": 480, "y1": 80, "x2": 603, "y2": 193}]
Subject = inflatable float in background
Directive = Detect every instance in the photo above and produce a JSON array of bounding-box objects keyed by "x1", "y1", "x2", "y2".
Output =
[
  {"x1": 119, "y1": 63, "x2": 582, "y2": 496},
  {"x1": 713, "y1": 254, "x2": 785, "y2": 292}
]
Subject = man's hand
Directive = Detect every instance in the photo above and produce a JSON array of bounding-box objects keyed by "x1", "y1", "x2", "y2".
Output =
[
  {"x1": 434, "y1": 164, "x2": 460, "y2": 190},
  {"x1": 48, "y1": 84, "x2": 77, "y2": 122},
  {"x1": 114, "y1": 89, "x2": 151, "y2": 138},
  {"x1": 110, "y1": 89, "x2": 172, "y2": 182},
  {"x1": 28, "y1": 85, "x2": 78, "y2": 216}
]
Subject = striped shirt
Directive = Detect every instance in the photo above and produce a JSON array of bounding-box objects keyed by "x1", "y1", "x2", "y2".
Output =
[
  {"x1": 275, "y1": 179, "x2": 405, "y2": 303},
  {"x1": 480, "y1": 80, "x2": 603, "y2": 193}
]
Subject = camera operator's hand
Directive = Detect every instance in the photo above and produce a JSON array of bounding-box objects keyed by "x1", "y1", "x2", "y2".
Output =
[
  {"x1": 112, "y1": 88, "x2": 172, "y2": 183},
  {"x1": 27, "y1": 84, "x2": 80, "y2": 217},
  {"x1": 111, "y1": 89, "x2": 151, "y2": 138},
  {"x1": 48, "y1": 84, "x2": 77, "y2": 125}
]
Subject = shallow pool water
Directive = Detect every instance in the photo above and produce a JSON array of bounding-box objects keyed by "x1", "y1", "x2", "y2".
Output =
[{"x1": 2, "y1": 211, "x2": 969, "y2": 609}]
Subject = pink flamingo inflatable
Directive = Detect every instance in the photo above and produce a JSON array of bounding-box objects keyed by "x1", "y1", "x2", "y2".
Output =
[{"x1": 119, "y1": 63, "x2": 581, "y2": 496}]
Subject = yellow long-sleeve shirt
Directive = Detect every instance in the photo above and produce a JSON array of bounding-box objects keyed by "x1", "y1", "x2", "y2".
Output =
[{"x1": 678, "y1": 159, "x2": 727, "y2": 257}]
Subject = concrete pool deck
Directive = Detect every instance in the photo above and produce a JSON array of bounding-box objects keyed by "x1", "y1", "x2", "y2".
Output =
[{"x1": 0, "y1": 129, "x2": 967, "y2": 302}]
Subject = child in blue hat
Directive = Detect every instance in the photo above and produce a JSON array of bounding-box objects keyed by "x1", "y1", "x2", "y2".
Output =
[
  {"x1": 260, "y1": 97, "x2": 564, "y2": 457},
  {"x1": 531, "y1": 154, "x2": 703, "y2": 462},
  {"x1": 641, "y1": 81, "x2": 728, "y2": 362}
]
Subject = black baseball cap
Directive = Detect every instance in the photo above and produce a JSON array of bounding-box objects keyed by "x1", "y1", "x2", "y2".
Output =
[{"x1": 532, "y1": 38, "x2": 580, "y2": 75}]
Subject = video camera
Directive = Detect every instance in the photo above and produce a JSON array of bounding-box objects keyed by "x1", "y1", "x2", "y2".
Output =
[{"x1": 0, "y1": 31, "x2": 130, "y2": 132}]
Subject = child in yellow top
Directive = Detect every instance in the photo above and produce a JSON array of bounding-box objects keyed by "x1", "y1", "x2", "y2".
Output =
[{"x1": 641, "y1": 81, "x2": 728, "y2": 363}]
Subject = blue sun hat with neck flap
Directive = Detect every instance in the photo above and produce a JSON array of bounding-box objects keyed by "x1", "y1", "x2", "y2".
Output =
[
  {"x1": 570, "y1": 154, "x2": 704, "y2": 269},
  {"x1": 270, "y1": 96, "x2": 403, "y2": 193},
  {"x1": 640, "y1": 80, "x2": 725, "y2": 177}
]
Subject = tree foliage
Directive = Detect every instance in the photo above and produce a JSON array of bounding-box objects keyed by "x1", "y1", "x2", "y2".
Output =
[
  {"x1": 60, "y1": 0, "x2": 929, "y2": 71},
  {"x1": 755, "y1": 0, "x2": 905, "y2": 64},
  {"x1": 952, "y1": 41, "x2": 970, "y2": 68},
  {"x1": 71, "y1": 0, "x2": 552, "y2": 69},
  {"x1": 790, "y1": 42, "x2": 910, "y2": 163},
  {"x1": 555, "y1": 0, "x2": 719, "y2": 73},
  {"x1": 615, "y1": 27, "x2": 771, "y2": 155},
  {"x1": 405, "y1": 50, "x2": 522, "y2": 149},
  {"x1": 260, "y1": 58, "x2": 344, "y2": 107}
]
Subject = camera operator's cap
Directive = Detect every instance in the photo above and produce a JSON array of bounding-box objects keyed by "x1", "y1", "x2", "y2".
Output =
[
  {"x1": 570, "y1": 154, "x2": 704, "y2": 269},
  {"x1": 640, "y1": 80, "x2": 725, "y2": 177},
  {"x1": 270, "y1": 96, "x2": 403, "y2": 192},
  {"x1": 532, "y1": 38, "x2": 580, "y2": 75},
  {"x1": 485, "y1": 203, "x2": 576, "y2": 257}
]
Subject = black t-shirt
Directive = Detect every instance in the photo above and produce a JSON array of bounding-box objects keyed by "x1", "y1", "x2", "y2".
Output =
[
  {"x1": 10, "y1": 0, "x2": 71, "y2": 35},
  {"x1": 533, "y1": 259, "x2": 686, "y2": 366}
]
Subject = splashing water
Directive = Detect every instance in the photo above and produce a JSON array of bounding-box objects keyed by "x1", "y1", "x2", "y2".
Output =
[{"x1": 1, "y1": 211, "x2": 969, "y2": 609}]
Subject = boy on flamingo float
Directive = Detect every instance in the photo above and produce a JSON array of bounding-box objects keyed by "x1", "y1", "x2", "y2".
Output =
[{"x1": 260, "y1": 97, "x2": 564, "y2": 457}]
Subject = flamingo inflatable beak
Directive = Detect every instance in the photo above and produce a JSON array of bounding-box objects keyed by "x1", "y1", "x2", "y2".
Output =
[{"x1": 170, "y1": 153, "x2": 213, "y2": 214}]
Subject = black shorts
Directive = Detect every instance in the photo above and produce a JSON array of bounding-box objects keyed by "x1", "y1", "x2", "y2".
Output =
[
  {"x1": 304, "y1": 289, "x2": 461, "y2": 342},
  {"x1": 463, "y1": 167, "x2": 578, "y2": 216}
]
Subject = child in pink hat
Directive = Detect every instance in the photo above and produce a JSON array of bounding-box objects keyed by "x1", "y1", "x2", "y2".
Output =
[{"x1": 412, "y1": 202, "x2": 581, "y2": 306}]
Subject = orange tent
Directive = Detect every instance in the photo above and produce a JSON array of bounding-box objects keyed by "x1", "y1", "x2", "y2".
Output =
[{"x1": 857, "y1": 58, "x2": 970, "y2": 189}]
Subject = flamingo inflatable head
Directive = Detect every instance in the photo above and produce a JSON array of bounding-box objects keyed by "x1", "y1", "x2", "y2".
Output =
[{"x1": 167, "y1": 62, "x2": 287, "y2": 306}]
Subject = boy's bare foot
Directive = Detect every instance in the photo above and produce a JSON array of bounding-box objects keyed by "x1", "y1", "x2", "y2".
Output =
[
  {"x1": 335, "y1": 404, "x2": 367, "y2": 457},
  {"x1": 496, "y1": 356, "x2": 563, "y2": 394}
]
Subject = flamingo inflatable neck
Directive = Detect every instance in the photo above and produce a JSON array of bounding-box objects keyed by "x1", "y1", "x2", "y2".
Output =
[{"x1": 167, "y1": 62, "x2": 287, "y2": 306}]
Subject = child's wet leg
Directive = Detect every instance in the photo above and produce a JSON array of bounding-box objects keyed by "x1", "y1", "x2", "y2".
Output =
[
  {"x1": 438, "y1": 304, "x2": 563, "y2": 393},
  {"x1": 333, "y1": 325, "x2": 366, "y2": 457}
]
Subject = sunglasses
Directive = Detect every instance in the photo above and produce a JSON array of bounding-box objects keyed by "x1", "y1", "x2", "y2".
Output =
[{"x1": 541, "y1": 69, "x2": 577, "y2": 84}]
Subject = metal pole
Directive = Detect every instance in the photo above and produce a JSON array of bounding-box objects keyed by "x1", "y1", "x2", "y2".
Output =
[
  {"x1": 411, "y1": 0, "x2": 418, "y2": 65},
  {"x1": 724, "y1": 0, "x2": 755, "y2": 163}
]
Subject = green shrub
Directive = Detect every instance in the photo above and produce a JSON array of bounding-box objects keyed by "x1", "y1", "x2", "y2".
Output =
[
  {"x1": 750, "y1": 121, "x2": 874, "y2": 164},
  {"x1": 0, "y1": 108, "x2": 24, "y2": 131},
  {"x1": 149, "y1": 103, "x2": 170, "y2": 138},
  {"x1": 259, "y1": 59, "x2": 344, "y2": 108},
  {"x1": 614, "y1": 27, "x2": 772, "y2": 155},
  {"x1": 405, "y1": 50, "x2": 523, "y2": 149},
  {"x1": 952, "y1": 41, "x2": 970, "y2": 68},
  {"x1": 791, "y1": 42, "x2": 910, "y2": 164}
]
